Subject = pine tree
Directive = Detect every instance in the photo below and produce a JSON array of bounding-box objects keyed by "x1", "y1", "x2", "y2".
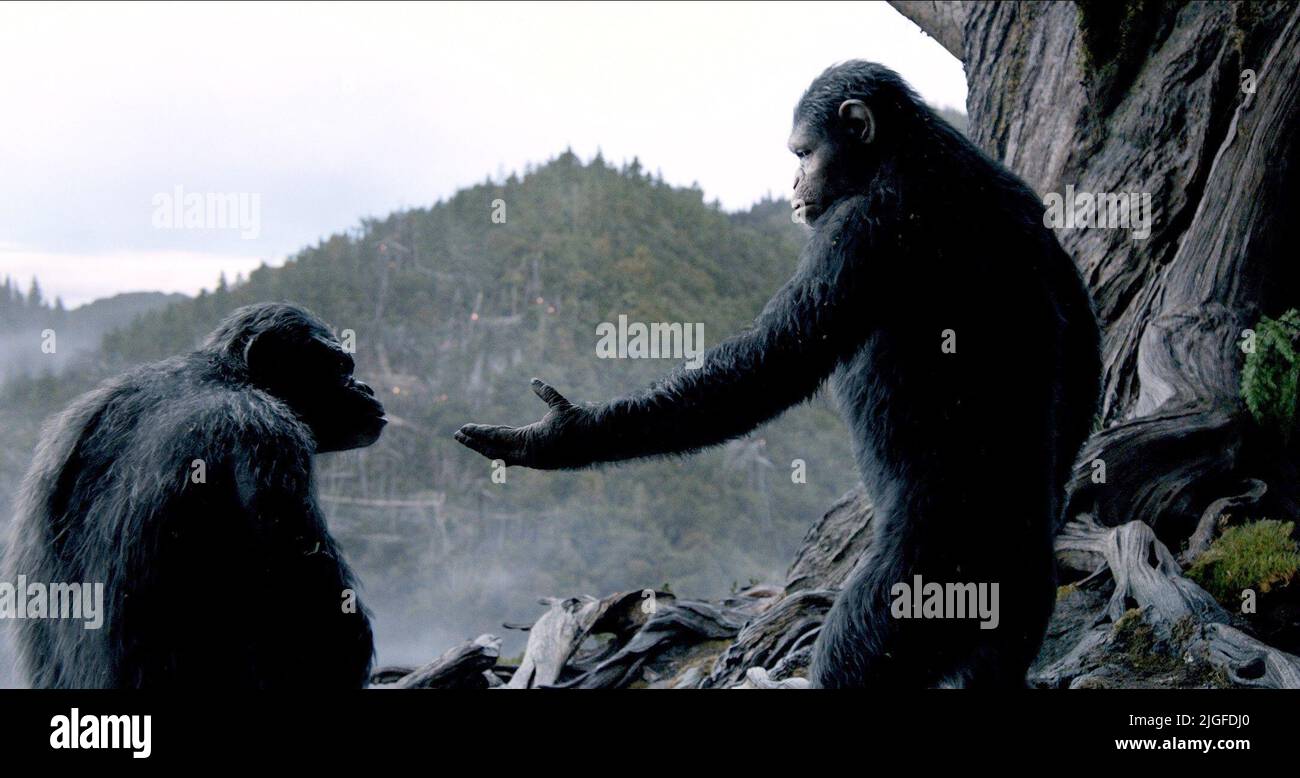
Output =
[{"x1": 26, "y1": 277, "x2": 42, "y2": 310}]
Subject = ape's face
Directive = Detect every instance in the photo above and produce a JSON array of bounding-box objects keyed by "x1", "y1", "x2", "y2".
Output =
[
  {"x1": 245, "y1": 319, "x2": 387, "y2": 453},
  {"x1": 789, "y1": 98, "x2": 876, "y2": 222},
  {"x1": 789, "y1": 121, "x2": 839, "y2": 221}
]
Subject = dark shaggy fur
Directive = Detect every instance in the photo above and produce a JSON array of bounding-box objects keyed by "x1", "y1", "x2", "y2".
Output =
[
  {"x1": 456, "y1": 61, "x2": 1102, "y2": 687},
  {"x1": 3, "y1": 303, "x2": 382, "y2": 688}
]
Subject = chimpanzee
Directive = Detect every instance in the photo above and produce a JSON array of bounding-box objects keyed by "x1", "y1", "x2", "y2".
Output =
[
  {"x1": 3, "y1": 302, "x2": 385, "y2": 688},
  {"x1": 455, "y1": 61, "x2": 1101, "y2": 687}
]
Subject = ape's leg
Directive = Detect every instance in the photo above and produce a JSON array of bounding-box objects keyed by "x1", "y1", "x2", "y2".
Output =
[
  {"x1": 812, "y1": 558, "x2": 973, "y2": 688},
  {"x1": 949, "y1": 647, "x2": 1034, "y2": 689},
  {"x1": 952, "y1": 581, "x2": 1056, "y2": 689},
  {"x1": 811, "y1": 525, "x2": 1057, "y2": 689}
]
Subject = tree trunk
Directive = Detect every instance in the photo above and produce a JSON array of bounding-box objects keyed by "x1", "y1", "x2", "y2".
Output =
[{"x1": 891, "y1": 0, "x2": 1300, "y2": 543}]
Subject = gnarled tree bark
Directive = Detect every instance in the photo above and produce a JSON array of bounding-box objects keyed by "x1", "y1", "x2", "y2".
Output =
[{"x1": 891, "y1": 0, "x2": 1300, "y2": 560}]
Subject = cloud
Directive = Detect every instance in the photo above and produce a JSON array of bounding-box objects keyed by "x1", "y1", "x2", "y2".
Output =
[{"x1": 0, "y1": 1, "x2": 966, "y2": 304}]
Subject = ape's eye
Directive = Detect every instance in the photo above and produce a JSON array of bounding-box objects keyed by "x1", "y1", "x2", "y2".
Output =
[{"x1": 794, "y1": 150, "x2": 809, "y2": 159}]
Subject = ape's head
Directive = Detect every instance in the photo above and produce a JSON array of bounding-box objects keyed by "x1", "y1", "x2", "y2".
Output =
[
  {"x1": 789, "y1": 60, "x2": 921, "y2": 221},
  {"x1": 206, "y1": 303, "x2": 387, "y2": 453}
]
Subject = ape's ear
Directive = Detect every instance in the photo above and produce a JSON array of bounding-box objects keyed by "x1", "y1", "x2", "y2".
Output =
[
  {"x1": 838, "y1": 99, "x2": 876, "y2": 144},
  {"x1": 243, "y1": 329, "x2": 296, "y2": 383}
]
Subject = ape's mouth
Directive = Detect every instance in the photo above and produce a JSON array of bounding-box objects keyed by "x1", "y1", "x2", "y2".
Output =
[{"x1": 794, "y1": 200, "x2": 821, "y2": 220}]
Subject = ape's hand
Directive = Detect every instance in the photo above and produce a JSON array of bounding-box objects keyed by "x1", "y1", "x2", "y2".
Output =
[{"x1": 454, "y1": 378, "x2": 591, "y2": 469}]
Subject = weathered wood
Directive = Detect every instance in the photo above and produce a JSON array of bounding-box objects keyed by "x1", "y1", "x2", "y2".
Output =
[
  {"x1": 1055, "y1": 518, "x2": 1229, "y2": 629},
  {"x1": 382, "y1": 634, "x2": 502, "y2": 689},
  {"x1": 507, "y1": 595, "x2": 611, "y2": 689},
  {"x1": 785, "y1": 485, "x2": 874, "y2": 593},
  {"x1": 731, "y1": 667, "x2": 811, "y2": 689},
  {"x1": 504, "y1": 588, "x2": 769, "y2": 689},
  {"x1": 369, "y1": 666, "x2": 415, "y2": 684},
  {"x1": 702, "y1": 589, "x2": 836, "y2": 688},
  {"x1": 889, "y1": 0, "x2": 971, "y2": 60},
  {"x1": 1039, "y1": 518, "x2": 1300, "y2": 688},
  {"x1": 932, "y1": 2, "x2": 1300, "y2": 427},
  {"x1": 1179, "y1": 478, "x2": 1269, "y2": 564},
  {"x1": 1191, "y1": 623, "x2": 1300, "y2": 689},
  {"x1": 508, "y1": 590, "x2": 668, "y2": 689},
  {"x1": 553, "y1": 599, "x2": 751, "y2": 689},
  {"x1": 1063, "y1": 406, "x2": 1249, "y2": 541}
]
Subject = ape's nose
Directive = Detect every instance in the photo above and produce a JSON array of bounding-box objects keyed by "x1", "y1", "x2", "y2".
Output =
[{"x1": 355, "y1": 380, "x2": 375, "y2": 397}]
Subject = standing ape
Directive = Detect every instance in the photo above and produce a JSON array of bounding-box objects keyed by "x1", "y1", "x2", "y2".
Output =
[
  {"x1": 456, "y1": 61, "x2": 1101, "y2": 687},
  {"x1": 3, "y1": 303, "x2": 386, "y2": 688}
]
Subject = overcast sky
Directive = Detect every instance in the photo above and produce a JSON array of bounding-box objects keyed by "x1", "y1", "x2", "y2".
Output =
[{"x1": 0, "y1": 1, "x2": 966, "y2": 307}]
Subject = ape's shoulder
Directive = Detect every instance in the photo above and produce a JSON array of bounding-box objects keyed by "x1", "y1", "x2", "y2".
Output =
[
  {"x1": 91, "y1": 355, "x2": 315, "y2": 464},
  {"x1": 168, "y1": 381, "x2": 314, "y2": 459}
]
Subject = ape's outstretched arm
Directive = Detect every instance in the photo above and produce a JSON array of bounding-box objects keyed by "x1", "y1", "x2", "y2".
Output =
[{"x1": 454, "y1": 196, "x2": 883, "y2": 470}]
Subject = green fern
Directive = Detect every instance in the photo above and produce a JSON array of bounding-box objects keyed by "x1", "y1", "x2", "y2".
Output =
[{"x1": 1241, "y1": 309, "x2": 1300, "y2": 443}]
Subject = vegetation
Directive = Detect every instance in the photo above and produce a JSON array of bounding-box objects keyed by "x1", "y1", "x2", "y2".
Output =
[
  {"x1": 1241, "y1": 309, "x2": 1300, "y2": 444},
  {"x1": 1186, "y1": 520, "x2": 1300, "y2": 603}
]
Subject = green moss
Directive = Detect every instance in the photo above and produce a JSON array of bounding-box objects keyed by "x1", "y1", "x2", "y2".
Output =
[
  {"x1": 1170, "y1": 615, "x2": 1199, "y2": 647},
  {"x1": 1241, "y1": 309, "x2": 1300, "y2": 444},
  {"x1": 1186, "y1": 520, "x2": 1300, "y2": 603},
  {"x1": 1111, "y1": 608, "x2": 1181, "y2": 673}
]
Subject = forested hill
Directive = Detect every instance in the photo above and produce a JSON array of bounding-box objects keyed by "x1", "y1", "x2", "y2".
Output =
[
  {"x1": 0, "y1": 152, "x2": 858, "y2": 663},
  {"x1": 0, "y1": 288, "x2": 184, "y2": 383}
]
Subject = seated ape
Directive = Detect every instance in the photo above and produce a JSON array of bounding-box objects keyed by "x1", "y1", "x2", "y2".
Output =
[
  {"x1": 456, "y1": 62, "x2": 1102, "y2": 687},
  {"x1": 3, "y1": 303, "x2": 386, "y2": 688}
]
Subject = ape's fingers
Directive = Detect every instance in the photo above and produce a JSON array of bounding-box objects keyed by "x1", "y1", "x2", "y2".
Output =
[
  {"x1": 454, "y1": 424, "x2": 517, "y2": 461},
  {"x1": 530, "y1": 378, "x2": 572, "y2": 410}
]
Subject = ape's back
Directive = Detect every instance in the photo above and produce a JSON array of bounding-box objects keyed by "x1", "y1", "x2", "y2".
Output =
[
  {"x1": 4, "y1": 356, "x2": 373, "y2": 688},
  {"x1": 5, "y1": 376, "x2": 127, "y2": 688}
]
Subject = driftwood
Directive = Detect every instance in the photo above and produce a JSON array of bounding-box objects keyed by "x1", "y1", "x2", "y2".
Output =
[
  {"x1": 507, "y1": 595, "x2": 614, "y2": 689},
  {"x1": 376, "y1": 634, "x2": 502, "y2": 689},
  {"x1": 553, "y1": 599, "x2": 752, "y2": 689},
  {"x1": 388, "y1": 497, "x2": 1300, "y2": 690},
  {"x1": 1191, "y1": 623, "x2": 1300, "y2": 689},
  {"x1": 503, "y1": 588, "x2": 773, "y2": 689},
  {"x1": 1063, "y1": 405, "x2": 1250, "y2": 540},
  {"x1": 731, "y1": 667, "x2": 810, "y2": 689},
  {"x1": 1055, "y1": 517, "x2": 1229, "y2": 630},
  {"x1": 702, "y1": 589, "x2": 834, "y2": 688},
  {"x1": 1038, "y1": 518, "x2": 1300, "y2": 689},
  {"x1": 785, "y1": 485, "x2": 874, "y2": 593},
  {"x1": 369, "y1": 666, "x2": 415, "y2": 684},
  {"x1": 1179, "y1": 478, "x2": 1269, "y2": 565}
]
